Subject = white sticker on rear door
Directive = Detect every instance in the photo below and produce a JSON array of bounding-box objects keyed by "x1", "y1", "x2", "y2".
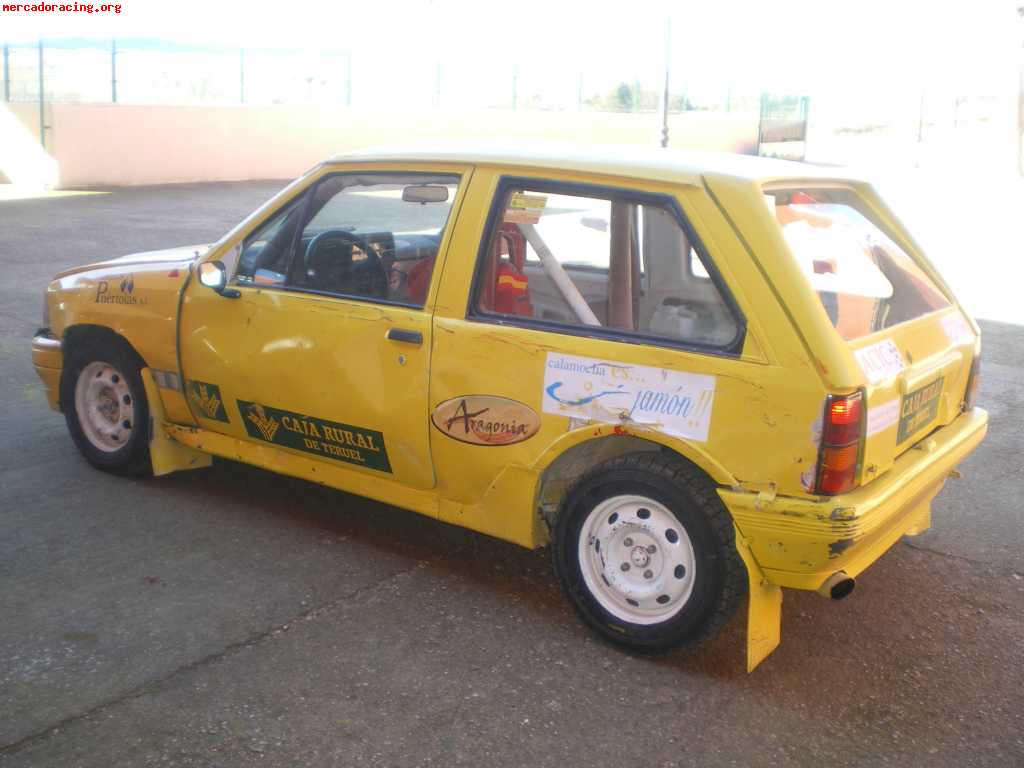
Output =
[
  {"x1": 542, "y1": 353, "x2": 716, "y2": 441},
  {"x1": 854, "y1": 339, "x2": 904, "y2": 385},
  {"x1": 941, "y1": 314, "x2": 974, "y2": 347},
  {"x1": 866, "y1": 399, "x2": 900, "y2": 436}
]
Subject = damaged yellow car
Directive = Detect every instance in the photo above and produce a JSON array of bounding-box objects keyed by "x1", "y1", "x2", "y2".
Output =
[{"x1": 31, "y1": 147, "x2": 987, "y2": 670}]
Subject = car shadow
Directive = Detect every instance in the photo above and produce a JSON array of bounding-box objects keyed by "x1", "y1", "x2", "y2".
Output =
[{"x1": 143, "y1": 453, "x2": 1008, "y2": 686}]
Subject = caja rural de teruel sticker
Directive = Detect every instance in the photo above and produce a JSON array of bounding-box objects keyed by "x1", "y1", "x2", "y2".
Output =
[
  {"x1": 431, "y1": 396, "x2": 541, "y2": 446},
  {"x1": 186, "y1": 379, "x2": 229, "y2": 423},
  {"x1": 237, "y1": 400, "x2": 392, "y2": 473},
  {"x1": 898, "y1": 377, "x2": 944, "y2": 444}
]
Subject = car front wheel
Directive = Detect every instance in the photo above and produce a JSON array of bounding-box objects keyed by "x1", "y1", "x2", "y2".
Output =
[{"x1": 62, "y1": 339, "x2": 150, "y2": 476}]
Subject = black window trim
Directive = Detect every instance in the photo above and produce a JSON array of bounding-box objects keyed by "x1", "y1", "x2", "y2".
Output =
[
  {"x1": 466, "y1": 176, "x2": 748, "y2": 358},
  {"x1": 234, "y1": 188, "x2": 310, "y2": 286},
  {"x1": 234, "y1": 169, "x2": 463, "y2": 311}
]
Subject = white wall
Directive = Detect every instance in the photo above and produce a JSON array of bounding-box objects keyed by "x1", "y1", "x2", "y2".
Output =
[{"x1": 0, "y1": 103, "x2": 57, "y2": 187}]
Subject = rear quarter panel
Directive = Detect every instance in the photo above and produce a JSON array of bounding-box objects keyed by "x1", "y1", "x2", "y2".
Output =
[{"x1": 428, "y1": 166, "x2": 831, "y2": 548}]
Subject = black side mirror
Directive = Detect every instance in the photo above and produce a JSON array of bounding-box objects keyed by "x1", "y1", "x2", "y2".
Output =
[{"x1": 198, "y1": 261, "x2": 240, "y2": 298}]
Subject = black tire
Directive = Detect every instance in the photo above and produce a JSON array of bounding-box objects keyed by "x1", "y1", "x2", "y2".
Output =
[
  {"x1": 61, "y1": 337, "x2": 150, "y2": 476},
  {"x1": 552, "y1": 451, "x2": 745, "y2": 653}
]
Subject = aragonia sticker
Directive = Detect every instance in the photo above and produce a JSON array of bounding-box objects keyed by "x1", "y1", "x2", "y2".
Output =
[
  {"x1": 237, "y1": 400, "x2": 392, "y2": 473},
  {"x1": 431, "y1": 396, "x2": 541, "y2": 446}
]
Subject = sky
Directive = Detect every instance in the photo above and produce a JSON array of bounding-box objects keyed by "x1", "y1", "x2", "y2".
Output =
[{"x1": 2, "y1": 0, "x2": 1020, "y2": 113}]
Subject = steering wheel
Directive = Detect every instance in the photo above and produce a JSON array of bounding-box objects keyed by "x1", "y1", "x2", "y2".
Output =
[{"x1": 305, "y1": 230, "x2": 387, "y2": 296}]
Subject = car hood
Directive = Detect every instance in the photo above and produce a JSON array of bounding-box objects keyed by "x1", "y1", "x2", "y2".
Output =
[{"x1": 54, "y1": 244, "x2": 210, "y2": 280}]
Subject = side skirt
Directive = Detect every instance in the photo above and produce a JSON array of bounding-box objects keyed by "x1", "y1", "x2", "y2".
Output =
[{"x1": 163, "y1": 422, "x2": 440, "y2": 519}]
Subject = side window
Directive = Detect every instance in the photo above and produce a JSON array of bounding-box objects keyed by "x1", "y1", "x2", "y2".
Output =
[
  {"x1": 473, "y1": 184, "x2": 741, "y2": 349},
  {"x1": 235, "y1": 192, "x2": 308, "y2": 286},
  {"x1": 287, "y1": 173, "x2": 459, "y2": 306}
]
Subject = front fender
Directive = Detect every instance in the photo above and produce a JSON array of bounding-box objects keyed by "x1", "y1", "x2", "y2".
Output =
[{"x1": 51, "y1": 260, "x2": 189, "y2": 374}]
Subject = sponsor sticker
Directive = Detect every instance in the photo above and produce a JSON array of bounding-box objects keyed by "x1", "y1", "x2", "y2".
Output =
[
  {"x1": 95, "y1": 274, "x2": 147, "y2": 305},
  {"x1": 186, "y1": 380, "x2": 229, "y2": 423},
  {"x1": 542, "y1": 353, "x2": 715, "y2": 442},
  {"x1": 237, "y1": 400, "x2": 392, "y2": 473},
  {"x1": 431, "y1": 396, "x2": 541, "y2": 446},
  {"x1": 898, "y1": 377, "x2": 944, "y2": 444},
  {"x1": 941, "y1": 313, "x2": 974, "y2": 347},
  {"x1": 866, "y1": 399, "x2": 899, "y2": 437},
  {"x1": 854, "y1": 339, "x2": 904, "y2": 385},
  {"x1": 504, "y1": 193, "x2": 547, "y2": 225}
]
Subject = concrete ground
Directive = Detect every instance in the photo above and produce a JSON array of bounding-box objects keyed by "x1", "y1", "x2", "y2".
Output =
[{"x1": 0, "y1": 181, "x2": 1022, "y2": 767}]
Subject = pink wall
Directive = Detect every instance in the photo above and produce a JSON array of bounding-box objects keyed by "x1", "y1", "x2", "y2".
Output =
[{"x1": 37, "y1": 103, "x2": 758, "y2": 187}]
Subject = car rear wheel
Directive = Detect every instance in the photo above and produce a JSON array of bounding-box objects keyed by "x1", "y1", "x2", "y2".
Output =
[
  {"x1": 552, "y1": 451, "x2": 745, "y2": 652},
  {"x1": 62, "y1": 339, "x2": 150, "y2": 475}
]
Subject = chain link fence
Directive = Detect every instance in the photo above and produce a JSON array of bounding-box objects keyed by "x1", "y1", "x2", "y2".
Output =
[{"x1": 0, "y1": 37, "x2": 753, "y2": 114}]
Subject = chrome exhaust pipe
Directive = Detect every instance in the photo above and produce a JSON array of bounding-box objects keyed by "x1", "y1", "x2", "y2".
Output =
[{"x1": 817, "y1": 571, "x2": 856, "y2": 600}]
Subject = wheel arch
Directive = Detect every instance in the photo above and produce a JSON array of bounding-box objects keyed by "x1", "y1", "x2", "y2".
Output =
[
  {"x1": 531, "y1": 426, "x2": 736, "y2": 531},
  {"x1": 60, "y1": 324, "x2": 149, "y2": 408}
]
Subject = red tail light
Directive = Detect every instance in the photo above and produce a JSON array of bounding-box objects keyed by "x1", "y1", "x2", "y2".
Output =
[
  {"x1": 815, "y1": 391, "x2": 864, "y2": 495},
  {"x1": 965, "y1": 353, "x2": 981, "y2": 410}
]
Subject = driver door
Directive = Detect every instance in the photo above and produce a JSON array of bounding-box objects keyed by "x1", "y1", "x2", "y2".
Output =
[{"x1": 178, "y1": 164, "x2": 470, "y2": 491}]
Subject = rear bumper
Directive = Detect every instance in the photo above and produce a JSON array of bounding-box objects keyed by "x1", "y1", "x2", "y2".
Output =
[
  {"x1": 721, "y1": 407, "x2": 988, "y2": 591},
  {"x1": 32, "y1": 330, "x2": 63, "y2": 411}
]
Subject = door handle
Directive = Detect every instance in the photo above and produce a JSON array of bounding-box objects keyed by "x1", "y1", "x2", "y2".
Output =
[{"x1": 386, "y1": 328, "x2": 423, "y2": 345}]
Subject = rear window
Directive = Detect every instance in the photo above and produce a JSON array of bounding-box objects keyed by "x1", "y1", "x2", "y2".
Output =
[{"x1": 770, "y1": 188, "x2": 950, "y2": 340}]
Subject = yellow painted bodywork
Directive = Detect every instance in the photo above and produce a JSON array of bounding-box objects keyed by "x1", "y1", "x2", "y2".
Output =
[
  {"x1": 32, "y1": 147, "x2": 989, "y2": 671},
  {"x1": 31, "y1": 334, "x2": 63, "y2": 410},
  {"x1": 141, "y1": 368, "x2": 212, "y2": 476}
]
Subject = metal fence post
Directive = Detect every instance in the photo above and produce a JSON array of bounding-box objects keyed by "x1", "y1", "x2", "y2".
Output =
[
  {"x1": 38, "y1": 39, "x2": 45, "y2": 149},
  {"x1": 2, "y1": 43, "x2": 9, "y2": 101},
  {"x1": 111, "y1": 38, "x2": 118, "y2": 103},
  {"x1": 659, "y1": 18, "x2": 671, "y2": 147},
  {"x1": 345, "y1": 53, "x2": 352, "y2": 106}
]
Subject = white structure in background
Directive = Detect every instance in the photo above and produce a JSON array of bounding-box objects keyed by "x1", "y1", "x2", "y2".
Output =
[{"x1": 0, "y1": 104, "x2": 58, "y2": 189}]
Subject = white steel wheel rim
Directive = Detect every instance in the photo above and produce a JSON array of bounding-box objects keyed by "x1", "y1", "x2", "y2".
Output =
[
  {"x1": 74, "y1": 361, "x2": 135, "y2": 453},
  {"x1": 578, "y1": 494, "x2": 696, "y2": 625}
]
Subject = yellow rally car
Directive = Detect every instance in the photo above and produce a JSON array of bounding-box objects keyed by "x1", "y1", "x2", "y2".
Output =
[{"x1": 31, "y1": 147, "x2": 987, "y2": 670}]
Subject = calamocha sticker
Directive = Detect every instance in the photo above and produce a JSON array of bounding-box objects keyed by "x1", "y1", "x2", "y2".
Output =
[
  {"x1": 542, "y1": 353, "x2": 715, "y2": 441},
  {"x1": 187, "y1": 380, "x2": 229, "y2": 423},
  {"x1": 854, "y1": 339, "x2": 904, "y2": 385},
  {"x1": 237, "y1": 400, "x2": 392, "y2": 473},
  {"x1": 431, "y1": 396, "x2": 541, "y2": 446}
]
